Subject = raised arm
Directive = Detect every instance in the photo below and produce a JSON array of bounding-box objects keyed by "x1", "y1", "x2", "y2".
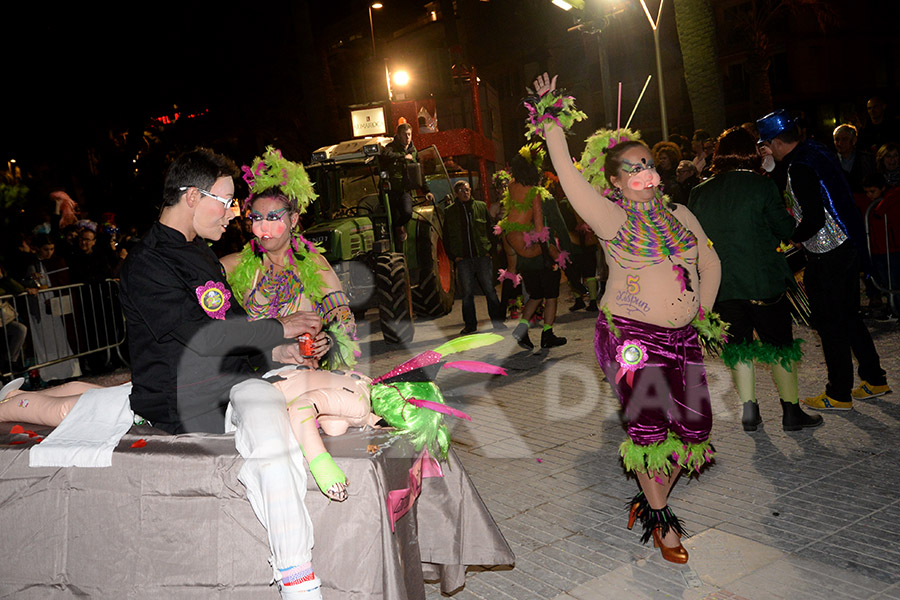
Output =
[{"x1": 533, "y1": 73, "x2": 626, "y2": 240}]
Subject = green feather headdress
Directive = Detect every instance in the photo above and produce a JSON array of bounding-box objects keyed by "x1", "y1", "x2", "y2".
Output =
[
  {"x1": 241, "y1": 146, "x2": 317, "y2": 214},
  {"x1": 579, "y1": 128, "x2": 641, "y2": 194}
]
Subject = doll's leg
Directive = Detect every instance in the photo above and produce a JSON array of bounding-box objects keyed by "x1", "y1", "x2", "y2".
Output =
[
  {"x1": 280, "y1": 387, "x2": 349, "y2": 502},
  {"x1": 40, "y1": 381, "x2": 102, "y2": 397},
  {"x1": 0, "y1": 389, "x2": 83, "y2": 426}
]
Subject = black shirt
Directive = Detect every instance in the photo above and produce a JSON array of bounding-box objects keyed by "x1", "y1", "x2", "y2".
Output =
[{"x1": 119, "y1": 222, "x2": 285, "y2": 434}]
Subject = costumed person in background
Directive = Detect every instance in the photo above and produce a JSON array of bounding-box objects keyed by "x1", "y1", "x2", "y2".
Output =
[
  {"x1": 757, "y1": 110, "x2": 890, "y2": 411},
  {"x1": 492, "y1": 169, "x2": 524, "y2": 320},
  {"x1": 222, "y1": 147, "x2": 360, "y2": 371},
  {"x1": 530, "y1": 73, "x2": 722, "y2": 564},
  {"x1": 557, "y1": 176, "x2": 601, "y2": 313},
  {"x1": 688, "y1": 126, "x2": 822, "y2": 432},
  {"x1": 497, "y1": 144, "x2": 572, "y2": 349}
]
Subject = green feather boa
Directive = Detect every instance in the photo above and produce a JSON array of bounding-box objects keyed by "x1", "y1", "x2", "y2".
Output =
[
  {"x1": 227, "y1": 239, "x2": 360, "y2": 369},
  {"x1": 722, "y1": 338, "x2": 804, "y2": 370}
]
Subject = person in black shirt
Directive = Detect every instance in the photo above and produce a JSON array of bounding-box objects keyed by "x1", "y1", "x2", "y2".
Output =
[{"x1": 119, "y1": 148, "x2": 326, "y2": 598}]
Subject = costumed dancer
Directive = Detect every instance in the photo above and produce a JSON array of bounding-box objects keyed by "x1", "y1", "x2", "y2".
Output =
[
  {"x1": 529, "y1": 74, "x2": 722, "y2": 563},
  {"x1": 222, "y1": 147, "x2": 360, "y2": 371},
  {"x1": 688, "y1": 126, "x2": 822, "y2": 432},
  {"x1": 493, "y1": 169, "x2": 524, "y2": 320},
  {"x1": 497, "y1": 144, "x2": 572, "y2": 349}
]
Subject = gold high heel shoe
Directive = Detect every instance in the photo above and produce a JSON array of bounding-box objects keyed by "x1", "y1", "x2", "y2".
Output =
[
  {"x1": 639, "y1": 505, "x2": 689, "y2": 564},
  {"x1": 651, "y1": 528, "x2": 689, "y2": 564}
]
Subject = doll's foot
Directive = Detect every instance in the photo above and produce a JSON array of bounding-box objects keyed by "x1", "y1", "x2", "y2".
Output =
[{"x1": 325, "y1": 480, "x2": 349, "y2": 502}]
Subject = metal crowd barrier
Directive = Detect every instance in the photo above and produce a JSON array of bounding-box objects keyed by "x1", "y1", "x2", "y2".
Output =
[
  {"x1": 864, "y1": 201, "x2": 899, "y2": 315},
  {"x1": 0, "y1": 279, "x2": 127, "y2": 380}
]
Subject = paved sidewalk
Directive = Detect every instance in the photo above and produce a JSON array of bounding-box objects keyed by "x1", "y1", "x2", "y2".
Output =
[{"x1": 350, "y1": 299, "x2": 900, "y2": 600}]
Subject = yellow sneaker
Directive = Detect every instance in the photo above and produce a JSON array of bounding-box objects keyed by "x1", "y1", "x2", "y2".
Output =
[
  {"x1": 851, "y1": 381, "x2": 892, "y2": 400},
  {"x1": 803, "y1": 392, "x2": 852, "y2": 411}
]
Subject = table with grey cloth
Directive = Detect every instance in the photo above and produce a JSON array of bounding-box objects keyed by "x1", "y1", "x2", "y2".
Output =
[{"x1": 0, "y1": 424, "x2": 514, "y2": 599}]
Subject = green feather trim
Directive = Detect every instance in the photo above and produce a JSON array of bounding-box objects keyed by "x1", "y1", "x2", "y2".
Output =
[
  {"x1": 524, "y1": 89, "x2": 588, "y2": 140},
  {"x1": 619, "y1": 433, "x2": 683, "y2": 475},
  {"x1": 691, "y1": 308, "x2": 729, "y2": 357},
  {"x1": 722, "y1": 338, "x2": 803, "y2": 370},
  {"x1": 246, "y1": 146, "x2": 317, "y2": 214},
  {"x1": 433, "y1": 333, "x2": 503, "y2": 357},
  {"x1": 580, "y1": 128, "x2": 642, "y2": 191},
  {"x1": 672, "y1": 438, "x2": 715, "y2": 474},
  {"x1": 518, "y1": 143, "x2": 546, "y2": 172},
  {"x1": 601, "y1": 305, "x2": 621, "y2": 339},
  {"x1": 619, "y1": 432, "x2": 715, "y2": 475},
  {"x1": 492, "y1": 170, "x2": 511, "y2": 188},
  {"x1": 498, "y1": 186, "x2": 553, "y2": 234}
]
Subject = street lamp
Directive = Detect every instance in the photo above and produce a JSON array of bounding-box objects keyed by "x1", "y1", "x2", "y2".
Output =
[
  {"x1": 639, "y1": 0, "x2": 668, "y2": 140},
  {"x1": 368, "y1": 3, "x2": 383, "y2": 58}
]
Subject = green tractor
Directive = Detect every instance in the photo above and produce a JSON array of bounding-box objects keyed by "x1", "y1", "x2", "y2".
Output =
[{"x1": 303, "y1": 137, "x2": 456, "y2": 345}]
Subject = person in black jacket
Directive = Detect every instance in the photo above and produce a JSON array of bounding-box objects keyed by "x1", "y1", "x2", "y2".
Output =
[{"x1": 119, "y1": 148, "x2": 327, "y2": 598}]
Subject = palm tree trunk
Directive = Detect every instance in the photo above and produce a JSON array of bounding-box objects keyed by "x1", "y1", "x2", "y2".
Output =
[{"x1": 672, "y1": 0, "x2": 726, "y2": 135}]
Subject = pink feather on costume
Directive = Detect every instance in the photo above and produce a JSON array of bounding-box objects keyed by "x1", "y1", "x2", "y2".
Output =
[
  {"x1": 372, "y1": 350, "x2": 443, "y2": 384},
  {"x1": 405, "y1": 397, "x2": 472, "y2": 421},
  {"x1": 442, "y1": 361, "x2": 507, "y2": 376},
  {"x1": 497, "y1": 269, "x2": 522, "y2": 286}
]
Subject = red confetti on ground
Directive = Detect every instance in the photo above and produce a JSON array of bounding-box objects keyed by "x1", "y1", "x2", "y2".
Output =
[
  {"x1": 536, "y1": 458, "x2": 543, "y2": 463},
  {"x1": 131, "y1": 439, "x2": 147, "y2": 448},
  {"x1": 10, "y1": 425, "x2": 25, "y2": 434}
]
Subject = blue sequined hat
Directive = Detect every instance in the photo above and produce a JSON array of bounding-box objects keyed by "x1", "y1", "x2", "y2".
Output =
[{"x1": 756, "y1": 109, "x2": 796, "y2": 142}]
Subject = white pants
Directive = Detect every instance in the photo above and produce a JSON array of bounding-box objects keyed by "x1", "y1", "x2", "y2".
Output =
[{"x1": 228, "y1": 379, "x2": 315, "y2": 578}]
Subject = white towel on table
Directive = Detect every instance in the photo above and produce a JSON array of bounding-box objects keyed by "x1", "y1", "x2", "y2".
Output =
[{"x1": 29, "y1": 383, "x2": 134, "y2": 468}]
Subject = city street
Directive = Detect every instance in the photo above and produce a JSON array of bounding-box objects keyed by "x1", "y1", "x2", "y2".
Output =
[
  {"x1": 85, "y1": 293, "x2": 900, "y2": 599},
  {"x1": 345, "y1": 296, "x2": 900, "y2": 600}
]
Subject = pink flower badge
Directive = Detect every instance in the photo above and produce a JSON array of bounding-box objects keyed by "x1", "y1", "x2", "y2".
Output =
[
  {"x1": 196, "y1": 281, "x2": 231, "y2": 320},
  {"x1": 615, "y1": 339, "x2": 649, "y2": 387}
]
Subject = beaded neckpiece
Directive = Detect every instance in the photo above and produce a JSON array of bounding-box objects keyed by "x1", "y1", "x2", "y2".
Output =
[{"x1": 605, "y1": 194, "x2": 698, "y2": 269}]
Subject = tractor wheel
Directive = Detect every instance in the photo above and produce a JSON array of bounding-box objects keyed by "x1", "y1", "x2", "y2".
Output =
[
  {"x1": 412, "y1": 221, "x2": 455, "y2": 317},
  {"x1": 375, "y1": 253, "x2": 415, "y2": 345}
]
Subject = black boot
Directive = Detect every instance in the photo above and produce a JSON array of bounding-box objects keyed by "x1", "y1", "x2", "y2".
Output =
[
  {"x1": 541, "y1": 328, "x2": 567, "y2": 348},
  {"x1": 512, "y1": 322, "x2": 534, "y2": 350},
  {"x1": 742, "y1": 401, "x2": 762, "y2": 432},
  {"x1": 586, "y1": 300, "x2": 599, "y2": 313},
  {"x1": 569, "y1": 297, "x2": 586, "y2": 312},
  {"x1": 781, "y1": 399, "x2": 824, "y2": 431}
]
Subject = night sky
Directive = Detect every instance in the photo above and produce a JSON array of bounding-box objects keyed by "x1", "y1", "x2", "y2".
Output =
[{"x1": 3, "y1": 1, "x2": 424, "y2": 161}]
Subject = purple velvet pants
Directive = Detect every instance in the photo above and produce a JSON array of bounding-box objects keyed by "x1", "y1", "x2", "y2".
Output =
[{"x1": 595, "y1": 314, "x2": 712, "y2": 446}]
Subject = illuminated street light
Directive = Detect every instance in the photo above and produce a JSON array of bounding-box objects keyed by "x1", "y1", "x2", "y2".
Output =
[
  {"x1": 368, "y1": 3, "x2": 383, "y2": 58},
  {"x1": 552, "y1": 0, "x2": 574, "y2": 10},
  {"x1": 392, "y1": 70, "x2": 410, "y2": 86}
]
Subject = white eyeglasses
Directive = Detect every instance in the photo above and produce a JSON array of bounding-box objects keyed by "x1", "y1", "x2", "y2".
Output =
[{"x1": 179, "y1": 186, "x2": 236, "y2": 209}]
